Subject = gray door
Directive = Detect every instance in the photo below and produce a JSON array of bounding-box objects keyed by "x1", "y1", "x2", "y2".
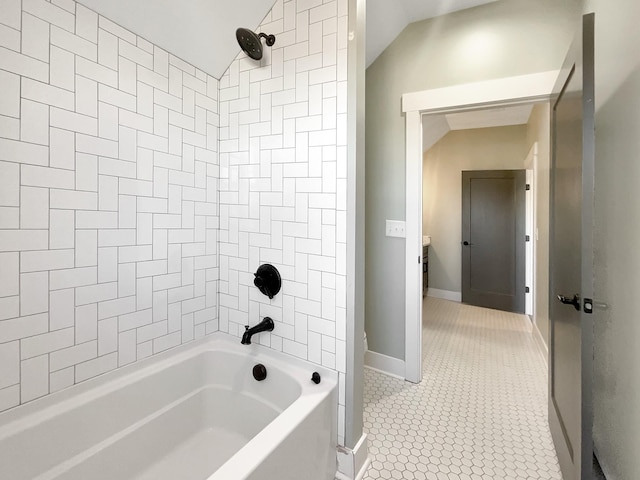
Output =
[
  {"x1": 462, "y1": 170, "x2": 526, "y2": 313},
  {"x1": 549, "y1": 13, "x2": 595, "y2": 480}
]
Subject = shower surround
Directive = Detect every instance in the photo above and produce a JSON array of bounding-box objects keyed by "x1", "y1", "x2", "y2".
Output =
[{"x1": 0, "y1": 0, "x2": 349, "y2": 445}]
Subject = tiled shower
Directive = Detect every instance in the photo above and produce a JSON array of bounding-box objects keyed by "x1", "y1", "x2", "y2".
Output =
[{"x1": 0, "y1": 0, "x2": 349, "y2": 445}]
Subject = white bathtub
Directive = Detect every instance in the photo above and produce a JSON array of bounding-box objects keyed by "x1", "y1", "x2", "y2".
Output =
[{"x1": 0, "y1": 333, "x2": 338, "y2": 480}]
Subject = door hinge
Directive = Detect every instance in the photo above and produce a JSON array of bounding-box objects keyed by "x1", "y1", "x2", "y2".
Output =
[
  {"x1": 584, "y1": 298, "x2": 593, "y2": 314},
  {"x1": 525, "y1": 235, "x2": 531, "y2": 242},
  {"x1": 526, "y1": 184, "x2": 531, "y2": 191},
  {"x1": 418, "y1": 256, "x2": 421, "y2": 264},
  {"x1": 525, "y1": 286, "x2": 530, "y2": 293}
]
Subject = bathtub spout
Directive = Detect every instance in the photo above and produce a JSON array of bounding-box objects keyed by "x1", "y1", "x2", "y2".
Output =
[{"x1": 241, "y1": 317, "x2": 275, "y2": 345}]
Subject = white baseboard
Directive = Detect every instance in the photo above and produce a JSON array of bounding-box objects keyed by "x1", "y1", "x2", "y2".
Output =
[
  {"x1": 427, "y1": 288, "x2": 462, "y2": 302},
  {"x1": 364, "y1": 350, "x2": 405, "y2": 379},
  {"x1": 532, "y1": 321, "x2": 548, "y2": 367},
  {"x1": 336, "y1": 434, "x2": 370, "y2": 480}
]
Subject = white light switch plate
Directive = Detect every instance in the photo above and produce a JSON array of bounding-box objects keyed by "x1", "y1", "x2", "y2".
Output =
[{"x1": 386, "y1": 220, "x2": 406, "y2": 238}]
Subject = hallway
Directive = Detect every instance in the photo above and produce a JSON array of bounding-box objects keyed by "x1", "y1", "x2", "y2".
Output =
[{"x1": 362, "y1": 298, "x2": 562, "y2": 479}]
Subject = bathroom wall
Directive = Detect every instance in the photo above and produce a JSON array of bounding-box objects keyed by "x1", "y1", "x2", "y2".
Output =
[
  {"x1": 422, "y1": 125, "x2": 528, "y2": 294},
  {"x1": 217, "y1": 0, "x2": 350, "y2": 443},
  {"x1": 0, "y1": 0, "x2": 219, "y2": 412},
  {"x1": 582, "y1": 0, "x2": 640, "y2": 478},
  {"x1": 365, "y1": 0, "x2": 582, "y2": 360}
]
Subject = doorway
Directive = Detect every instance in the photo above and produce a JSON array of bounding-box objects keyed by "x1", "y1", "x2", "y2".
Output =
[
  {"x1": 401, "y1": 70, "x2": 560, "y2": 383},
  {"x1": 462, "y1": 169, "x2": 526, "y2": 313}
]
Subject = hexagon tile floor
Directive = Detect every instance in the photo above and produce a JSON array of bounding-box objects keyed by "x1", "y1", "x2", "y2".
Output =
[{"x1": 362, "y1": 297, "x2": 563, "y2": 480}]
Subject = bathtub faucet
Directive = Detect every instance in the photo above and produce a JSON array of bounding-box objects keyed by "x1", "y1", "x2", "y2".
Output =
[{"x1": 241, "y1": 317, "x2": 275, "y2": 345}]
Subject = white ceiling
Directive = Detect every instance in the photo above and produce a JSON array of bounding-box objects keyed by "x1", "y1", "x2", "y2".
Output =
[
  {"x1": 365, "y1": 0, "x2": 498, "y2": 67},
  {"x1": 77, "y1": 0, "x2": 275, "y2": 79},
  {"x1": 423, "y1": 104, "x2": 534, "y2": 151},
  {"x1": 77, "y1": 0, "x2": 499, "y2": 79}
]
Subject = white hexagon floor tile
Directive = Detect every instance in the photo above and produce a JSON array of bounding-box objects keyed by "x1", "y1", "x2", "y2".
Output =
[{"x1": 362, "y1": 297, "x2": 562, "y2": 480}]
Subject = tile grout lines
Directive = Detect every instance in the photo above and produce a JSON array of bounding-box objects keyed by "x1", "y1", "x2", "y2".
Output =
[{"x1": 362, "y1": 297, "x2": 562, "y2": 480}]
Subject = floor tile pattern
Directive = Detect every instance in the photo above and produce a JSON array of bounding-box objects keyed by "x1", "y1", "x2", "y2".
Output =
[{"x1": 363, "y1": 298, "x2": 562, "y2": 479}]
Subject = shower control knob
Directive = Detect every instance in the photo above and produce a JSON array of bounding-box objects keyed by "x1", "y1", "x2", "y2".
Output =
[
  {"x1": 253, "y1": 264, "x2": 282, "y2": 299},
  {"x1": 311, "y1": 372, "x2": 321, "y2": 384}
]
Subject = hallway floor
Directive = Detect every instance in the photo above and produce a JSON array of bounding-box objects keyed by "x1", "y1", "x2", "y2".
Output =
[{"x1": 361, "y1": 297, "x2": 562, "y2": 480}]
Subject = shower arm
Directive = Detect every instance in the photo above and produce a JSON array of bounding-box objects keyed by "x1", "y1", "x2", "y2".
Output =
[{"x1": 258, "y1": 32, "x2": 276, "y2": 46}]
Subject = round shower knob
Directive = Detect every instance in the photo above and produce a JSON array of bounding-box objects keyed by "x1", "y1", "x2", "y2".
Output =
[{"x1": 253, "y1": 264, "x2": 282, "y2": 299}]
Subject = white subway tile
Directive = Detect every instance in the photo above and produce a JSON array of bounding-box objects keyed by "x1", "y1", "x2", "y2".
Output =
[
  {"x1": 49, "y1": 367, "x2": 74, "y2": 393},
  {"x1": 118, "y1": 330, "x2": 137, "y2": 366},
  {"x1": 20, "y1": 186, "x2": 49, "y2": 229},
  {"x1": 20, "y1": 271, "x2": 48, "y2": 316},
  {"x1": 98, "y1": 247, "x2": 118, "y2": 283},
  {"x1": 49, "y1": 210, "x2": 74, "y2": 249},
  {"x1": 97, "y1": 317, "x2": 118, "y2": 355},
  {"x1": 49, "y1": 341, "x2": 97, "y2": 371},
  {"x1": 120, "y1": 38, "x2": 153, "y2": 69},
  {"x1": 50, "y1": 189, "x2": 97, "y2": 211},
  {"x1": 0, "y1": 252, "x2": 19, "y2": 297},
  {"x1": 75, "y1": 303, "x2": 98, "y2": 343},
  {"x1": 76, "y1": 4, "x2": 98, "y2": 43},
  {"x1": 21, "y1": 249, "x2": 75, "y2": 273},
  {"x1": 51, "y1": 25, "x2": 97, "y2": 61},
  {"x1": 99, "y1": 16, "x2": 136, "y2": 44},
  {"x1": 48, "y1": 288, "x2": 74, "y2": 332},
  {"x1": 0, "y1": 0, "x2": 21, "y2": 30},
  {"x1": 76, "y1": 153, "x2": 98, "y2": 191},
  {"x1": 77, "y1": 56, "x2": 118, "y2": 88},
  {"x1": 49, "y1": 128, "x2": 76, "y2": 172},
  {"x1": 21, "y1": 165, "x2": 73, "y2": 190},
  {"x1": 0, "y1": 114, "x2": 19, "y2": 140},
  {"x1": 97, "y1": 296, "x2": 136, "y2": 321},
  {"x1": 0, "y1": 161, "x2": 19, "y2": 206},
  {"x1": 119, "y1": 308, "x2": 153, "y2": 334},
  {"x1": 0, "y1": 45, "x2": 47, "y2": 82},
  {"x1": 98, "y1": 175, "x2": 118, "y2": 211},
  {"x1": 75, "y1": 352, "x2": 117, "y2": 382},
  {"x1": 0, "y1": 341, "x2": 19, "y2": 389},
  {"x1": 75, "y1": 282, "x2": 116, "y2": 308},
  {"x1": 76, "y1": 75, "x2": 98, "y2": 117},
  {"x1": 50, "y1": 266, "x2": 97, "y2": 290},
  {"x1": 98, "y1": 84, "x2": 136, "y2": 112},
  {"x1": 23, "y1": 0, "x2": 74, "y2": 31},
  {"x1": 21, "y1": 13, "x2": 49, "y2": 62},
  {"x1": 51, "y1": 107, "x2": 98, "y2": 138},
  {"x1": 21, "y1": 328, "x2": 74, "y2": 360},
  {"x1": 138, "y1": 65, "x2": 168, "y2": 91},
  {"x1": 0, "y1": 206, "x2": 18, "y2": 229},
  {"x1": 21, "y1": 355, "x2": 49, "y2": 402},
  {"x1": 0, "y1": 137, "x2": 48, "y2": 166}
]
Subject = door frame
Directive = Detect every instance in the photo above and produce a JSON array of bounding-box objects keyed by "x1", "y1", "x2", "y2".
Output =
[{"x1": 401, "y1": 70, "x2": 563, "y2": 383}]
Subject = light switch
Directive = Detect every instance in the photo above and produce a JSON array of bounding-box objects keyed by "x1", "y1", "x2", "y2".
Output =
[{"x1": 386, "y1": 220, "x2": 406, "y2": 238}]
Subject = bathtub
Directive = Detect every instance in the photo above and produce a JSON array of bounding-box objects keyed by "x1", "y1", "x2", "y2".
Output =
[{"x1": 0, "y1": 333, "x2": 338, "y2": 480}]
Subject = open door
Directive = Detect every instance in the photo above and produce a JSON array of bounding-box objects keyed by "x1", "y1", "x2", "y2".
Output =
[{"x1": 549, "y1": 13, "x2": 595, "y2": 480}]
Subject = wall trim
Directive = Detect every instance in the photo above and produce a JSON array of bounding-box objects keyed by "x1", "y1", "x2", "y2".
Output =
[
  {"x1": 364, "y1": 351, "x2": 406, "y2": 379},
  {"x1": 532, "y1": 321, "x2": 548, "y2": 367},
  {"x1": 402, "y1": 69, "x2": 562, "y2": 386},
  {"x1": 336, "y1": 433, "x2": 370, "y2": 480},
  {"x1": 427, "y1": 288, "x2": 462, "y2": 303}
]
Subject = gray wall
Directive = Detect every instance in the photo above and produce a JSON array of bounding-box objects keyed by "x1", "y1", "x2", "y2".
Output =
[
  {"x1": 584, "y1": 0, "x2": 640, "y2": 478},
  {"x1": 365, "y1": 0, "x2": 581, "y2": 359},
  {"x1": 422, "y1": 126, "x2": 528, "y2": 293}
]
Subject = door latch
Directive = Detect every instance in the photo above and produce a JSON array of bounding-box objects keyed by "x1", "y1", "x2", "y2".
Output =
[{"x1": 557, "y1": 294, "x2": 581, "y2": 311}]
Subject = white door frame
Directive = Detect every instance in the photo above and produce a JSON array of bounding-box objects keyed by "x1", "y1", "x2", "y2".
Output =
[{"x1": 401, "y1": 71, "x2": 561, "y2": 383}]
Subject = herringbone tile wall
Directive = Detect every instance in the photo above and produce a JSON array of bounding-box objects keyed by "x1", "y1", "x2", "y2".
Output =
[{"x1": 0, "y1": 0, "x2": 220, "y2": 412}]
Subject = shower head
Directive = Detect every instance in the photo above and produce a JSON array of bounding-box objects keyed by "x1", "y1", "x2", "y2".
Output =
[{"x1": 236, "y1": 28, "x2": 276, "y2": 60}]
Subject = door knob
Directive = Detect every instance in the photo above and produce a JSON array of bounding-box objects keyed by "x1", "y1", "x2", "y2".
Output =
[{"x1": 557, "y1": 294, "x2": 581, "y2": 311}]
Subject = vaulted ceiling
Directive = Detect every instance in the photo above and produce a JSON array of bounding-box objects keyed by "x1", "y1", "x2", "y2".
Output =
[{"x1": 77, "y1": 0, "x2": 498, "y2": 78}]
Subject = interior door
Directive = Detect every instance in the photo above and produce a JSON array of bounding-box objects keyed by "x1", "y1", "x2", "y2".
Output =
[
  {"x1": 549, "y1": 13, "x2": 595, "y2": 480},
  {"x1": 462, "y1": 170, "x2": 526, "y2": 313}
]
